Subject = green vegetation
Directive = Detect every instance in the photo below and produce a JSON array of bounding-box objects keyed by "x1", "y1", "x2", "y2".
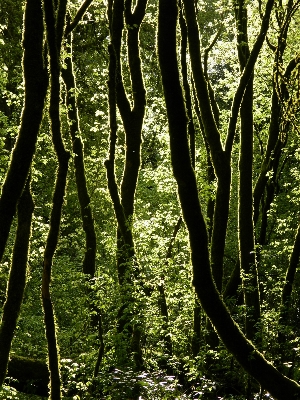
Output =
[{"x1": 0, "y1": 0, "x2": 300, "y2": 398}]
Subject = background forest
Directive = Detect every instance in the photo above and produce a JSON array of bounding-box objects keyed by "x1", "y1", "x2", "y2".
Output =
[{"x1": 0, "y1": 0, "x2": 300, "y2": 398}]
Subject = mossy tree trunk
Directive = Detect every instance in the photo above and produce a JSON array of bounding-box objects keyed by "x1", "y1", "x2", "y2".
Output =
[
  {"x1": 62, "y1": 16, "x2": 104, "y2": 373},
  {"x1": 278, "y1": 222, "x2": 300, "y2": 371},
  {"x1": 157, "y1": 216, "x2": 183, "y2": 364},
  {"x1": 105, "y1": 0, "x2": 147, "y2": 371},
  {"x1": 179, "y1": 7, "x2": 195, "y2": 168},
  {"x1": 105, "y1": 42, "x2": 141, "y2": 369},
  {"x1": 0, "y1": 179, "x2": 34, "y2": 386},
  {"x1": 253, "y1": 1, "x2": 297, "y2": 229},
  {"x1": 157, "y1": 0, "x2": 300, "y2": 398},
  {"x1": 223, "y1": 12, "x2": 298, "y2": 307},
  {"x1": 42, "y1": 0, "x2": 69, "y2": 398},
  {"x1": 62, "y1": 28, "x2": 96, "y2": 278},
  {"x1": 235, "y1": 0, "x2": 260, "y2": 342},
  {"x1": 179, "y1": 5, "x2": 207, "y2": 356},
  {"x1": 0, "y1": 0, "x2": 48, "y2": 263},
  {"x1": 246, "y1": 1, "x2": 300, "y2": 367},
  {"x1": 183, "y1": 0, "x2": 274, "y2": 298}
]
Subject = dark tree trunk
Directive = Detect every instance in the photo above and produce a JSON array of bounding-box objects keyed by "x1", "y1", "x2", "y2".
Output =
[
  {"x1": 0, "y1": 0, "x2": 48, "y2": 262},
  {"x1": 191, "y1": 296, "x2": 202, "y2": 357},
  {"x1": 253, "y1": 8, "x2": 297, "y2": 228},
  {"x1": 0, "y1": 179, "x2": 34, "y2": 385},
  {"x1": 278, "y1": 225, "x2": 300, "y2": 346},
  {"x1": 157, "y1": 0, "x2": 300, "y2": 398},
  {"x1": 42, "y1": 1, "x2": 69, "y2": 398},
  {"x1": 179, "y1": 7, "x2": 195, "y2": 168},
  {"x1": 235, "y1": 0, "x2": 260, "y2": 342},
  {"x1": 62, "y1": 32, "x2": 97, "y2": 277},
  {"x1": 157, "y1": 217, "x2": 182, "y2": 363},
  {"x1": 62, "y1": 12, "x2": 103, "y2": 374},
  {"x1": 93, "y1": 312, "x2": 105, "y2": 377},
  {"x1": 192, "y1": 85, "x2": 216, "y2": 243},
  {"x1": 105, "y1": 0, "x2": 147, "y2": 371}
]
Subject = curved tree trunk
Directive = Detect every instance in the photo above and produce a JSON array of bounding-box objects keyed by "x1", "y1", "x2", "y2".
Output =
[
  {"x1": 0, "y1": 0, "x2": 48, "y2": 263},
  {"x1": 278, "y1": 224, "x2": 300, "y2": 349},
  {"x1": 62, "y1": 32, "x2": 97, "y2": 277},
  {"x1": 62, "y1": 17, "x2": 103, "y2": 373},
  {"x1": 105, "y1": 0, "x2": 147, "y2": 371},
  {"x1": 0, "y1": 179, "x2": 34, "y2": 386},
  {"x1": 42, "y1": 1, "x2": 69, "y2": 398},
  {"x1": 157, "y1": 0, "x2": 300, "y2": 398},
  {"x1": 235, "y1": 0, "x2": 260, "y2": 342}
]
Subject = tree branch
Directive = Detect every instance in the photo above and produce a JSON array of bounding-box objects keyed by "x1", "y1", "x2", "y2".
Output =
[{"x1": 65, "y1": 0, "x2": 94, "y2": 36}]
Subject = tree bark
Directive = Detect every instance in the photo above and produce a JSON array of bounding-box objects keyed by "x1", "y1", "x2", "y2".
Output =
[
  {"x1": 0, "y1": 0, "x2": 48, "y2": 262},
  {"x1": 62, "y1": 32, "x2": 97, "y2": 277},
  {"x1": 235, "y1": 0, "x2": 260, "y2": 342},
  {"x1": 105, "y1": 0, "x2": 147, "y2": 371},
  {"x1": 253, "y1": 5, "x2": 297, "y2": 227},
  {"x1": 179, "y1": 7, "x2": 195, "y2": 168},
  {"x1": 279, "y1": 224, "x2": 300, "y2": 341},
  {"x1": 62, "y1": 9, "x2": 103, "y2": 374},
  {"x1": 0, "y1": 179, "x2": 34, "y2": 385},
  {"x1": 157, "y1": 0, "x2": 300, "y2": 398},
  {"x1": 42, "y1": 1, "x2": 69, "y2": 398},
  {"x1": 157, "y1": 217, "x2": 182, "y2": 362}
]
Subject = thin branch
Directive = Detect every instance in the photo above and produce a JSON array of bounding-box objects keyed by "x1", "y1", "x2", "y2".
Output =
[
  {"x1": 65, "y1": 0, "x2": 94, "y2": 36},
  {"x1": 225, "y1": 0, "x2": 274, "y2": 155},
  {"x1": 203, "y1": 24, "x2": 223, "y2": 78}
]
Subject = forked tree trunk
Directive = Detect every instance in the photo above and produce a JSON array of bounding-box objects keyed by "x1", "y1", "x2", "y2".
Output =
[
  {"x1": 42, "y1": 0, "x2": 69, "y2": 398},
  {"x1": 105, "y1": 0, "x2": 147, "y2": 371},
  {"x1": 157, "y1": 0, "x2": 300, "y2": 398}
]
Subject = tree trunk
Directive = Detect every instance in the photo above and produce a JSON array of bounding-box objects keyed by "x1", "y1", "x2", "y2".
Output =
[
  {"x1": 42, "y1": 1, "x2": 69, "y2": 398},
  {"x1": 157, "y1": 0, "x2": 300, "y2": 398},
  {"x1": 235, "y1": 0, "x2": 260, "y2": 342},
  {"x1": 157, "y1": 217, "x2": 182, "y2": 363},
  {"x1": 62, "y1": 15, "x2": 103, "y2": 374},
  {"x1": 105, "y1": 0, "x2": 147, "y2": 371},
  {"x1": 62, "y1": 31, "x2": 97, "y2": 277},
  {"x1": 278, "y1": 224, "x2": 300, "y2": 344},
  {"x1": 0, "y1": 179, "x2": 34, "y2": 385},
  {"x1": 0, "y1": 0, "x2": 48, "y2": 262}
]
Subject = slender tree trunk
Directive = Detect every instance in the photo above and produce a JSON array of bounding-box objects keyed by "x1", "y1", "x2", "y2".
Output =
[
  {"x1": 223, "y1": 259, "x2": 241, "y2": 301},
  {"x1": 42, "y1": 1, "x2": 69, "y2": 398},
  {"x1": 157, "y1": 0, "x2": 300, "y2": 398},
  {"x1": 62, "y1": 32, "x2": 97, "y2": 277},
  {"x1": 157, "y1": 217, "x2": 182, "y2": 363},
  {"x1": 62, "y1": 27, "x2": 104, "y2": 375},
  {"x1": 105, "y1": 41, "x2": 142, "y2": 369},
  {"x1": 253, "y1": 8, "x2": 297, "y2": 227},
  {"x1": 62, "y1": 18, "x2": 105, "y2": 376},
  {"x1": 278, "y1": 224, "x2": 300, "y2": 344},
  {"x1": 105, "y1": 0, "x2": 147, "y2": 371},
  {"x1": 179, "y1": 7, "x2": 195, "y2": 167},
  {"x1": 235, "y1": 0, "x2": 260, "y2": 342},
  {"x1": 191, "y1": 296, "x2": 202, "y2": 357},
  {"x1": 0, "y1": 0, "x2": 48, "y2": 262},
  {"x1": 192, "y1": 85, "x2": 216, "y2": 242},
  {"x1": 93, "y1": 313, "x2": 104, "y2": 377},
  {"x1": 239, "y1": 75, "x2": 259, "y2": 397},
  {"x1": 0, "y1": 179, "x2": 34, "y2": 386}
]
